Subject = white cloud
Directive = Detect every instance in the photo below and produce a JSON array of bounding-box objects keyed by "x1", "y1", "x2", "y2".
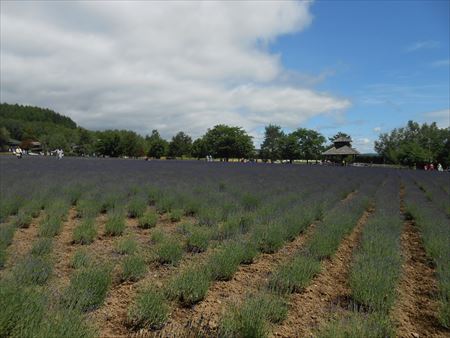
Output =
[
  {"x1": 406, "y1": 40, "x2": 440, "y2": 52},
  {"x1": 431, "y1": 59, "x2": 450, "y2": 67},
  {"x1": 423, "y1": 108, "x2": 450, "y2": 129},
  {"x1": 352, "y1": 137, "x2": 374, "y2": 153},
  {"x1": 373, "y1": 127, "x2": 381, "y2": 132},
  {"x1": 0, "y1": 1, "x2": 351, "y2": 143}
]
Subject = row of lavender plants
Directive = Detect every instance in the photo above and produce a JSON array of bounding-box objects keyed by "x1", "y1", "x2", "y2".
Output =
[
  {"x1": 319, "y1": 174, "x2": 402, "y2": 337},
  {"x1": 404, "y1": 177, "x2": 450, "y2": 328}
]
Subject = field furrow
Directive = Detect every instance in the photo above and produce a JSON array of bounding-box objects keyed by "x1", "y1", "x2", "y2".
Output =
[
  {"x1": 273, "y1": 209, "x2": 371, "y2": 337},
  {"x1": 392, "y1": 219, "x2": 447, "y2": 337}
]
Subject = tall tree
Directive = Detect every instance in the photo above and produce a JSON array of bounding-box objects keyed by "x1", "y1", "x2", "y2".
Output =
[
  {"x1": 191, "y1": 137, "x2": 208, "y2": 159},
  {"x1": 202, "y1": 125, "x2": 254, "y2": 161},
  {"x1": 168, "y1": 131, "x2": 192, "y2": 157},
  {"x1": 260, "y1": 124, "x2": 284, "y2": 162},
  {"x1": 329, "y1": 132, "x2": 351, "y2": 142},
  {"x1": 146, "y1": 129, "x2": 168, "y2": 159},
  {"x1": 0, "y1": 127, "x2": 10, "y2": 151},
  {"x1": 291, "y1": 128, "x2": 326, "y2": 163},
  {"x1": 375, "y1": 121, "x2": 449, "y2": 167}
]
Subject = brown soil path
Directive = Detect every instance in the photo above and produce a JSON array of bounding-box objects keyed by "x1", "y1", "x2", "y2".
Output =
[
  {"x1": 391, "y1": 219, "x2": 448, "y2": 338},
  {"x1": 272, "y1": 209, "x2": 371, "y2": 338},
  {"x1": 1, "y1": 212, "x2": 43, "y2": 273}
]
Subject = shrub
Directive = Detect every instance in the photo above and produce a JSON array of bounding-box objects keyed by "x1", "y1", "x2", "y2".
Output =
[
  {"x1": 0, "y1": 223, "x2": 16, "y2": 247},
  {"x1": 155, "y1": 196, "x2": 174, "y2": 214},
  {"x1": 0, "y1": 280, "x2": 46, "y2": 337},
  {"x1": 241, "y1": 193, "x2": 260, "y2": 211},
  {"x1": 71, "y1": 249, "x2": 92, "y2": 269},
  {"x1": 128, "y1": 197, "x2": 147, "y2": 218},
  {"x1": 150, "y1": 229, "x2": 165, "y2": 244},
  {"x1": 169, "y1": 209, "x2": 183, "y2": 222},
  {"x1": 23, "y1": 199, "x2": 43, "y2": 218},
  {"x1": 64, "y1": 266, "x2": 111, "y2": 311},
  {"x1": 101, "y1": 193, "x2": 121, "y2": 213},
  {"x1": 186, "y1": 226, "x2": 211, "y2": 253},
  {"x1": 198, "y1": 207, "x2": 221, "y2": 227},
  {"x1": 76, "y1": 199, "x2": 101, "y2": 219},
  {"x1": 121, "y1": 255, "x2": 147, "y2": 282},
  {"x1": 0, "y1": 245, "x2": 6, "y2": 269},
  {"x1": 183, "y1": 198, "x2": 200, "y2": 216},
  {"x1": 318, "y1": 312, "x2": 393, "y2": 338},
  {"x1": 220, "y1": 292, "x2": 288, "y2": 337},
  {"x1": 208, "y1": 243, "x2": 242, "y2": 281},
  {"x1": 253, "y1": 223, "x2": 285, "y2": 254},
  {"x1": 269, "y1": 255, "x2": 321, "y2": 294},
  {"x1": 30, "y1": 238, "x2": 53, "y2": 256},
  {"x1": 116, "y1": 236, "x2": 138, "y2": 255},
  {"x1": 233, "y1": 240, "x2": 259, "y2": 264},
  {"x1": 155, "y1": 238, "x2": 183, "y2": 265},
  {"x1": 38, "y1": 216, "x2": 62, "y2": 237},
  {"x1": 65, "y1": 184, "x2": 84, "y2": 206},
  {"x1": 128, "y1": 287, "x2": 169, "y2": 330},
  {"x1": 138, "y1": 211, "x2": 158, "y2": 229},
  {"x1": 13, "y1": 255, "x2": 53, "y2": 285},
  {"x1": 166, "y1": 264, "x2": 211, "y2": 307},
  {"x1": 14, "y1": 210, "x2": 32, "y2": 228},
  {"x1": 35, "y1": 307, "x2": 96, "y2": 338},
  {"x1": 105, "y1": 214, "x2": 125, "y2": 236},
  {"x1": 73, "y1": 218, "x2": 97, "y2": 244}
]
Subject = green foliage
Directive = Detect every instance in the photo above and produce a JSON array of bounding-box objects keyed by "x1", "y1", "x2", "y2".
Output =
[
  {"x1": 73, "y1": 218, "x2": 97, "y2": 244},
  {"x1": 375, "y1": 120, "x2": 450, "y2": 167},
  {"x1": 13, "y1": 255, "x2": 53, "y2": 285},
  {"x1": 0, "y1": 245, "x2": 6, "y2": 268},
  {"x1": 269, "y1": 255, "x2": 321, "y2": 294},
  {"x1": 253, "y1": 223, "x2": 285, "y2": 254},
  {"x1": 186, "y1": 226, "x2": 211, "y2": 253},
  {"x1": 166, "y1": 264, "x2": 211, "y2": 307},
  {"x1": 116, "y1": 236, "x2": 138, "y2": 255},
  {"x1": 30, "y1": 238, "x2": 53, "y2": 256},
  {"x1": 138, "y1": 211, "x2": 158, "y2": 229},
  {"x1": 219, "y1": 292, "x2": 287, "y2": 338},
  {"x1": 168, "y1": 131, "x2": 192, "y2": 157},
  {"x1": 63, "y1": 266, "x2": 111, "y2": 311},
  {"x1": 146, "y1": 129, "x2": 168, "y2": 158},
  {"x1": 38, "y1": 216, "x2": 63, "y2": 237},
  {"x1": 127, "y1": 287, "x2": 169, "y2": 329},
  {"x1": 169, "y1": 209, "x2": 183, "y2": 222},
  {"x1": 121, "y1": 255, "x2": 147, "y2": 282},
  {"x1": 0, "y1": 223, "x2": 16, "y2": 247},
  {"x1": 104, "y1": 212, "x2": 125, "y2": 236},
  {"x1": 76, "y1": 199, "x2": 101, "y2": 219},
  {"x1": 208, "y1": 243, "x2": 242, "y2": 281},
  {"x1": 71, "y1": 249, "x2": 92, "y2": 269},
  {"x1": 318, "y1": 312, "x2": 393, "y2": 338},
  {"x1": 154, "y1": 237, "x2": 183, "y2": 265},
  {"x1": 260, "y1": 124, "x2": 285, "y2": 162},
  {"x1": 95, "y1": 129, "x2": 145, "y2": 157},
  {"x1": 0, "y1": 280, "x2": 46, "y2": 337},
  {"x1": 14, "y1": 210, "x2": 32, "y2": 228},
  {"x1": 128, "y1": 197, "x2": 147, "y2": 218},
  {"x1": 201, "y1": 124, "x2": 255, "y2": 160},
  {"x1": 22, "y1": 199, "x2": 43, "y2": 218},
  {"x1": 350, "y1": 216, "x2": 402, "y2": 313}
]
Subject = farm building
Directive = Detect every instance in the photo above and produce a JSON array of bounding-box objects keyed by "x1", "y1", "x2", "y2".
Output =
[{"x1": 322, "y1": 136, "x2": 360, "y2": 163}]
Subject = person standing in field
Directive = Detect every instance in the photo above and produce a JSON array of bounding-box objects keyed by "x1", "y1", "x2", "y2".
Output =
[
  {"x1": 15, "y1": 147, "x2": 23, "y2": 159},
  {"x1": 437, "y1": 163, "x2": 443, "y2": 172}
]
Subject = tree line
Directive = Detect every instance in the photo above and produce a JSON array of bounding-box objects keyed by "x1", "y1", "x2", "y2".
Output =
[{"x1": 1, "y1": 103, "x2": 449, "y2": 166}]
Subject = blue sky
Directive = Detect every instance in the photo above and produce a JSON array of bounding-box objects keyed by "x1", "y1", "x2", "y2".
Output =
[
  {"x1": 271, "y1": 0, "x2": 450, "y2": 151},
  {"x1": 1, "y1": 1, "x2": 449, "y2": 153}
]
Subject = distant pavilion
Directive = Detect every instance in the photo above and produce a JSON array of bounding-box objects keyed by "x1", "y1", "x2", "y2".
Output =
[{"x1": 322, "y1": 136, "x2": 360, "y2": 163}]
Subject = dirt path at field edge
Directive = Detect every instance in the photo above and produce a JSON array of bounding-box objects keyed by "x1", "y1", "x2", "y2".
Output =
[
  {"x1": 391, "y1": 219, "x2": 448, "y2": 338},
  {"x1": 272, "y1": 209, "x2": 371, "y2": 338}
]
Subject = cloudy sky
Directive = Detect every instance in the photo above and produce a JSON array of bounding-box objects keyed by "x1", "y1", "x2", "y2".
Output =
[{"x1": 1, "y1": 1, "x2": 449, "y2": 152}]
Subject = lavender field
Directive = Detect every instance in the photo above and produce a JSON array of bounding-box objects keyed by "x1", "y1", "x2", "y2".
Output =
[{"x1": 0, "y1": 156, "x2": 449, "y2": 337}]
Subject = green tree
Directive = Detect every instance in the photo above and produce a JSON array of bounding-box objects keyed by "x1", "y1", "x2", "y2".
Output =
[
  {"x1": 260, "y1": 125, "x2": 284, "y2": 162},
  {"x1": 329, "y1": 132, "x2": 351, "y2": 142},
  {"x1": 202, "y1": 125, "x2": 254, "y2": 161},
  {"x1": 375, "y1": 120, "x2": 449, "y2": 167},
  {"x1": 291, "y1": 128, "x2": 326, "y2": 163},
  {"x1": 191, "y1": 137, "x2": 208, "y2": 159},
  {"x1": 0, "y1": 127, "x2": 10, "y2": 151},
  {"x1": 146, "y1": 130, "x2": 168, "y2": 159},
  {"x1": 168, "y1": 131, "x2": 192, "y2": 158},
  {"x1": 95, "y1": 130, "x2": 122, "y2": 157}
]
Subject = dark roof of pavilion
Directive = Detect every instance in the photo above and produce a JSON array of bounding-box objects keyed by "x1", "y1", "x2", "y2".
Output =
[{"x1": 322, "y1": 145, "x2": 360, "y2": 156}]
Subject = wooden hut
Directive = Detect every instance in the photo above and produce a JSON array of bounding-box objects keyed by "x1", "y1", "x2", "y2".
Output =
[{"x1": 322, "y1": 136, "x2": 359, "y2": 164}]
